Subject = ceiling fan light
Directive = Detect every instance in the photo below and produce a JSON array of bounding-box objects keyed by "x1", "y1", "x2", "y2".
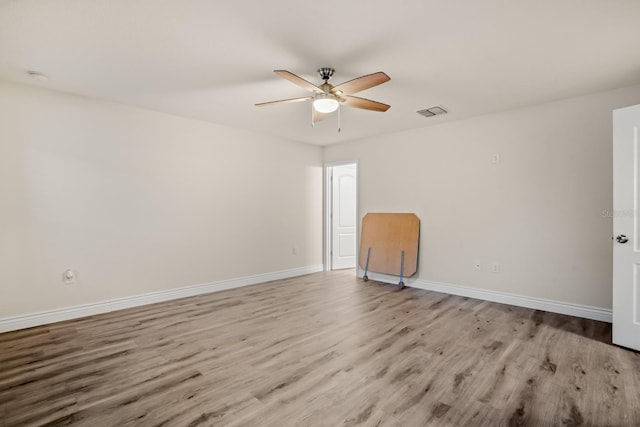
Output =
[{"x1": 313, "y1": 96, "x2": 339, "y2": 113}]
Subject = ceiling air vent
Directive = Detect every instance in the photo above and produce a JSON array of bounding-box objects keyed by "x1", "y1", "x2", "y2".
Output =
[{"x1": 417, "y1": 106, "x2": 448, "y2": 118}]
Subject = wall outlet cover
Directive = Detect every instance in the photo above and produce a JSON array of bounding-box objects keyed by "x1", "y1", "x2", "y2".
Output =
[{"x1": 62, "y1": 269, "x2": 76, "y2": 283}]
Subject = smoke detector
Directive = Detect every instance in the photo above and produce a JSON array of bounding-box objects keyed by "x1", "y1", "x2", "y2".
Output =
[{"x1": 417, "y1": 106, "x2": 448, "y2": 118}]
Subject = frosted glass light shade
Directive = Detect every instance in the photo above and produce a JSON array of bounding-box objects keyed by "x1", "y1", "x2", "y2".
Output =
[{"x1": 313, "y1": 97, "x2": 339, "y2": 113}]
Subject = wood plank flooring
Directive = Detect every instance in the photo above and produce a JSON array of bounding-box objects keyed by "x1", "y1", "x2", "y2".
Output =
[{"x1": 1, "y1": 270, "x2": 639, "y2": 426}]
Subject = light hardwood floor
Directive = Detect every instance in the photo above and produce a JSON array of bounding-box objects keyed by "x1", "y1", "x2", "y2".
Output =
[{"x1": 1, "y1": 270, "x2": 639, "y2": 426}]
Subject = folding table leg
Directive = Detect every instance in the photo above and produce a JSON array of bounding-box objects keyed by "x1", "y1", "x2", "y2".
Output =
[
  {"x1": 399, "y1": 250, "x2": 405, "y2": 289},
  {"x1": 363, "y1": 247, "x2": 371, "y2": 282}
]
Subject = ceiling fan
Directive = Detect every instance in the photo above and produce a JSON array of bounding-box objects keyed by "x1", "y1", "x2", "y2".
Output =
[{"x1": 256, "y1": 67, "x2": 390, "y2": 128}]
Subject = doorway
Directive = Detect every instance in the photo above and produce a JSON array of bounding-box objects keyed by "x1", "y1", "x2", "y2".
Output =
[{"x1": 325, "y1": 162, "x2": 358, "y2": 271}]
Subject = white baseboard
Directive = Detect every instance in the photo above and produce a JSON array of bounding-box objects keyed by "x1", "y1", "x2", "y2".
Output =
[
  {"x1": 0, "y1": 264, "x2": 324, "y2": 333},
  {"x1": 358, "y1": 270, "x2": 612, "y2": 323},
  {"x1": 2, "y1": 265, "x2": 611, "y2": 334}
]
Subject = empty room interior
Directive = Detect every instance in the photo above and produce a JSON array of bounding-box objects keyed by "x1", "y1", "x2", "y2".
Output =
[{"x1": 2, "y1": 1, "x2": 640, "y2": 426}]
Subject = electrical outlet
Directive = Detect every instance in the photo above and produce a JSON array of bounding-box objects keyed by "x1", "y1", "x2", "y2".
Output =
[
  {"x1": 491, "y1": 263, "x2": 500, "y2": 273},
  {"x1": 62, "y1": 269, "x2": 77, "y2": 284},
  {"x1": 474, "y1": 262, "x2": 481, "y2": 271},
  {"x1": 491, "y1": 153, "x2": 501, "y2": 164}
]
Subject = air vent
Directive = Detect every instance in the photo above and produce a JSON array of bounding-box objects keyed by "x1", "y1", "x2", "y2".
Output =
[{"x1": 417, "y1": 106, "x2": 448, "y2": 118}]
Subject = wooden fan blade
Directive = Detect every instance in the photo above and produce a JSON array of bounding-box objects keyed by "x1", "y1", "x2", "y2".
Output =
[
  {"x1": 274, "y1": 70, "x2": 324, "y2": 94},
  {"x1": 342, "y1": 95, "x2": 390, "y2": 112},
  {"x1": 332, "y1": 72, "x2": 390, "y2": 95},
  {"x1": 312, "y1": 108, "x2": 326, "y2": 123},
  {"x1": 255, "y1": 96, "x2": 312, "y2": 107}
]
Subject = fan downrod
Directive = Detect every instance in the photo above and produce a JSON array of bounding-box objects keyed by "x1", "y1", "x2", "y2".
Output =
[{"x1": 317, "y1": 67, "x2": 335, "y2": 82}]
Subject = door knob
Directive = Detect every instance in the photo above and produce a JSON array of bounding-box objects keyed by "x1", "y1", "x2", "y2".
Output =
[{"x1": 616, "y1": 234, "x2": 629, "y2": 244}]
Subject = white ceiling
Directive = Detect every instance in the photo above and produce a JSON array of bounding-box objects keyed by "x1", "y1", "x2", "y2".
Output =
[{"x1": 1, "y1": 0, "x2": 639, "y2": 145}]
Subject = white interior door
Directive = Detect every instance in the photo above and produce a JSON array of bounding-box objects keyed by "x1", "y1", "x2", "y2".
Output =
[
  {"x1": 331, "y1": 164, "x2": 357, "y2": 270},
  {"x1": 613, "y1": 104, "x2": 640, "y2": 351}
]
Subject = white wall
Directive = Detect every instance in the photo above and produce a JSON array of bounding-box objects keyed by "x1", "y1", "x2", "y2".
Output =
[
  {"x1": 3, "y1": 79, "x2": 639, "y2": 321},
  {"x1": 325, "y1": 85, "x2": 640, "y2": 310},
  {"x1": 0, "y1": 81, "x2": 323, "y2": 318}
]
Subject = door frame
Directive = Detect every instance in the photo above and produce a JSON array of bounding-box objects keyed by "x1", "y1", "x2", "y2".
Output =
[{"x1": 324, "y1": 160, "x2": 359, "y2": 272}]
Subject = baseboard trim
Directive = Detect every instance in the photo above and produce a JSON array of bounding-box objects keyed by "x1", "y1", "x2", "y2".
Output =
[
  {"x1": 0, "y1": 264, "x2": 324, "y2": 333},
  {"x1": 358, "y1": 270, "x2": 612, "y2": 323}
]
